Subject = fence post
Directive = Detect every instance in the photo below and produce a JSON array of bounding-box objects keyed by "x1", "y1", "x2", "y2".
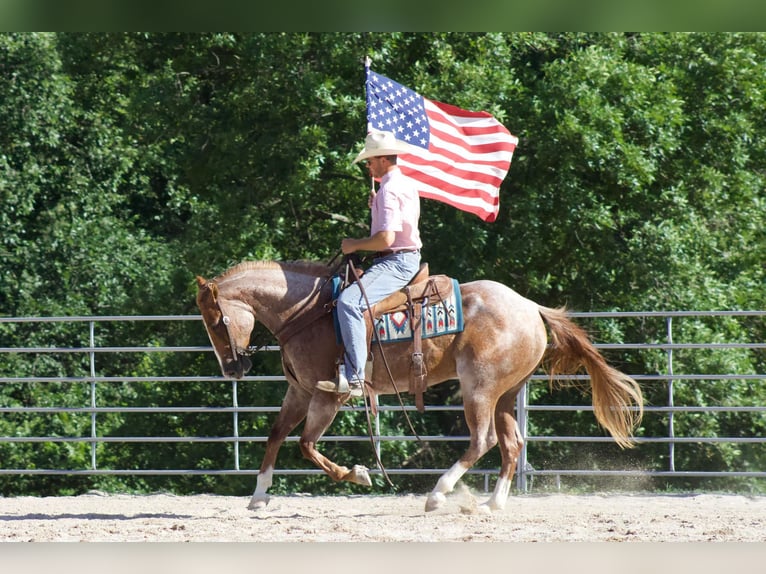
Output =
[
  {"x1": 374, "y1": 395, "x2": 381, "y2": 460},
  {"x1": 666, "y1": 316, "x2": 676, "y2": 472},
  {"x1": 89, "y1": 320, "x2": 97, "y2": 470},
  {"x1": 516, "y1": 381, "x2": 529, "y2": 492},
  {"x1": 232, "y1": 379, "x2": 240, "y2": 471}
]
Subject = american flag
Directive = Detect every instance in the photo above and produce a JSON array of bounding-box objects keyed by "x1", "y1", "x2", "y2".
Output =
[{"x1": 365, "y1": 67, "x2": 518, "y2": 222}]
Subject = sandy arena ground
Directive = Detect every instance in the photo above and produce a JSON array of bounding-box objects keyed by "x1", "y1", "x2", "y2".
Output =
[{"x1": 1, "y1": 488, "x2": 764, "y2": 543}]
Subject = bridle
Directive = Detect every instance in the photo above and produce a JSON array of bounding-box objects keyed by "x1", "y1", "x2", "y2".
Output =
[
  {"x1": 220, "y1": 314, "x2": 254, "y2": 359},
  {"x1": 211, "y1": 261, "x2": 343, "y2": 361},
  {"x1": 214, "y1": 302, "x2": 268, "y2": 362},
  {"x1": 247, "y1": 256, "x2": 347, "y2": 351},
  {"x1": 222, "y1": 312, "x2": 273, "y2": 358}
]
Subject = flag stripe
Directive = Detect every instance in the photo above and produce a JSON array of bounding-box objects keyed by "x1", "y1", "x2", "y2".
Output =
[
  {"x1": 426, "y1": 130, "x2": 513, "y2": 173},
  {"x1": 416, "y1": 179, "x2": 499, "y2": 209},
  {"x1": 402, "y1": 151, "x2": 507, "y2": 188},
  {"x1": 428, "y1": 101, "x2": 518, "y2": 144},
  {"x1": 399, "y1": 161, "x2": 501, "y2": 204},
  {"x1": 428, "y1": 127, "x2": 515, "y2": 166},
  {"x1": 418, "y1": 188, "x2": 498, "y2": 222},
  {"x1": 428, "y1": 100, "x2": 518, "y2": 138}
]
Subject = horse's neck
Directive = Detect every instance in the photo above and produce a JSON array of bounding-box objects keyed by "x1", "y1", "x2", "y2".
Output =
[{"x1": 217, "y1": 264, "x2": 328, "y2": 333}]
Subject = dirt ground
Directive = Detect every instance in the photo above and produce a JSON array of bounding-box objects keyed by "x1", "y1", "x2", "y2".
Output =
[{"x1": 1, "y1": 488, "x2": 764, "y2": 543}]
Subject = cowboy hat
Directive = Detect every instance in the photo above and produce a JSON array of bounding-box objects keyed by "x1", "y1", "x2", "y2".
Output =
[{"x1": 352, "y1": 131, "x2": 418, "y2": 164}]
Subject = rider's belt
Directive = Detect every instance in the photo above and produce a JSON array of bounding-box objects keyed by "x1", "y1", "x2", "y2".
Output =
[{"x1": 376, "y1": 248, "x2": 419, "y2": 258}]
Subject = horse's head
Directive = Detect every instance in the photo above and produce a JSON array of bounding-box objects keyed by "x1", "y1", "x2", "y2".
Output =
[{"x1": 196, "y1": 276, "x2": 255, "y2": 379}]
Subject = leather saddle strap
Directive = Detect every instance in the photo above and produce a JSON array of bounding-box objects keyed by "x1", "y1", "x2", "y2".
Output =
[
  {"x1": 361, "y1": 312, "x2": 378, "y2": 417},
  {"x1": 406, "y1": 285, "x2": 427, "y2": 413}
]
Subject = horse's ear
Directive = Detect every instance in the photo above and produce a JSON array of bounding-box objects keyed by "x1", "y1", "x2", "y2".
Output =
[{"x1": 195, "y1": 276, "x2": 218, "y2": 302}]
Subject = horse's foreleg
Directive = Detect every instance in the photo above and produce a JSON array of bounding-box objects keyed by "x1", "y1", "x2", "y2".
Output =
[
  {"x1": 484, "y1": 390, "x2": 524, "y2": 512},
  {"x1": 298, "y1": 391, "x2": 372, "y2": 487},
  {"x1": 248, "y1": 385, "x2": 310, "y2": 511},
  {"x1": 425, "y1": 394, "x2": 494, "y2": 512}
]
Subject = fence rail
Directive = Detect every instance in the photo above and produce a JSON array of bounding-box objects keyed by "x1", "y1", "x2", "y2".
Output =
[{"x1": 1, "y1": 311, "x2": 765, "y2": 492}]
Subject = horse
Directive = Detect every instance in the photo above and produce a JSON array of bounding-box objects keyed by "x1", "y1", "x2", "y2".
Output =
[{"x1": 195, "y1": 259, "x2": 643, "y2": 513}]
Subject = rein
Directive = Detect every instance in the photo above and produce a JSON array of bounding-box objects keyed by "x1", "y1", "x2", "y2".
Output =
[
  {"x1": 269, "y1": 257, "x2": 344, "y2": 348},
  {"x1": 235, "y1": 330, "x2": 274, "y2": 357},
  {"x1": 227, "y1": 257, "x2": 347, "y2": 356},
  {"x1": 345, "y1": 258, "x2": 422, "y2": 489}
]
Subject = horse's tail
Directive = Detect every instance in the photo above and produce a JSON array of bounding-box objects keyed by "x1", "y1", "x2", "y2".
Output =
[{"x1": 538, "y1": 306, "x2": 643, "y2": 449}]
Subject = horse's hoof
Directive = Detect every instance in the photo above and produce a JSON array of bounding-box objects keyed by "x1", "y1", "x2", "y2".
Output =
[
  {"x1": 483, "y1": 499, "x2": 505, "y2": 512},
  {"x1": 248, "y1": 495, "x2": 270, "y2": 511},
  {"x1": 476, "y1": 503, "x2": 494, "y2": 515},
  {"x1": 425, "y1": 492, "x2": 446, "y2": 512},
  {"x1": 344, "y1": 464, "x2": 372, "y2": 487}
]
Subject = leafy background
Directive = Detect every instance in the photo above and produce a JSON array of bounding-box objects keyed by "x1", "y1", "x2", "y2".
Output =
[{"x1": 0, "y1": 32, "x2": 764, "y2": 496}]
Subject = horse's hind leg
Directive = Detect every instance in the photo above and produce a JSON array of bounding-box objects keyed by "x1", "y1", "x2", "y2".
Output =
[
  {"x1": 425, "y1": 393, "x2": 495, "y2": 512},
  {"x1": 249, "y1": 384, "x2": 310, "y2": 510},
  {"x1": 484, "y1": 389, "x2": 524, "y2": 512}
]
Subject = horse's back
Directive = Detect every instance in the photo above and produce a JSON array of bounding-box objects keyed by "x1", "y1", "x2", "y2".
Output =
[
  {"x1": 456, "y1": 279, "x2": 547, "y2": 362},
  {"x1": 459, "y1": 279, "x2": 541, "y2": 321}
]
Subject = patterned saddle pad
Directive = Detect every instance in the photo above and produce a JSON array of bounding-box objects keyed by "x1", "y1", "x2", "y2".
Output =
[{"x1": 332, "y1": 277, "x2": 464, "y2": 344}]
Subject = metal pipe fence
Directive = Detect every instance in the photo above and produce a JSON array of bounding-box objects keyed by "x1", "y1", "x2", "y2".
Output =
[{"x1": 1, "y1": 311, "x2": 765, "y2": 492}]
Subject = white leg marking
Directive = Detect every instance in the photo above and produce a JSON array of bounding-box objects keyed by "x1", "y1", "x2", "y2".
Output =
[
  {"x1": 254, "y1": 466, "x2": 273, "y2": 493},
  {"x1": 435, "y1": 461, "x2": 470, "y2": 495},
  {"x1": 248, "y1": 466, "x2": 273, "y2": 510},
  {"x1": 425, "y1": 461, "x2": 470, "y2": 512},
  {"x1": 485, "y1": 476, "x2": 512, "y2": 511}
]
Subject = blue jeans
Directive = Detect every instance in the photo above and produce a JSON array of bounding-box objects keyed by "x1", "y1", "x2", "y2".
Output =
[{"x1": 336, "y1": 250, "x2": 421, "y2": 381}]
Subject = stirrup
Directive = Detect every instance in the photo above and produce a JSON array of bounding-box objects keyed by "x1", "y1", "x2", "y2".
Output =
[{"x1": 317, "y1": 376, "x2": 363, "y2": 397}]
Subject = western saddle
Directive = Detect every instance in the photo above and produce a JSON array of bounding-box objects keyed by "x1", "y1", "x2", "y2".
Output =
[{"x1": 360, "y1": 263, "x2": 454, "y2": 412}]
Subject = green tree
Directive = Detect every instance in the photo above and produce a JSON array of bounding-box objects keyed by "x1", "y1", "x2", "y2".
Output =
[{"x1": 1, "y1": 33, "x2": 764, "y2": 496}]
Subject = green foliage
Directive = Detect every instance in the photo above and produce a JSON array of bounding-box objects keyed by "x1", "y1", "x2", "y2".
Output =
[{"x1": 1, "y1": 33, "x2": 764, "y2": 496}]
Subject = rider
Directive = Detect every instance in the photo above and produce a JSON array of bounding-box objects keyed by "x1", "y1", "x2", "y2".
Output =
[{"x1": 317, "y1": 131, "x2": 422, "y2": 397}]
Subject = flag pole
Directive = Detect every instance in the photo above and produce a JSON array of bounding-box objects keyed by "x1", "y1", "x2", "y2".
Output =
[{"x1": 364, "y1": 56, "x2": 374, "y2": 194}]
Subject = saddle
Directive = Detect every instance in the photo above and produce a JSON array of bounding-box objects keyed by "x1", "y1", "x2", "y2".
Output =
[{"x1": 362, "y1": 263, "x2": 455, "y2": 412}]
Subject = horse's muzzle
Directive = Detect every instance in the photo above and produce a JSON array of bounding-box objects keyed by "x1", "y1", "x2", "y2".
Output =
[{"x1": 224, "y1": 356, "x2": 252, "y2": 379}]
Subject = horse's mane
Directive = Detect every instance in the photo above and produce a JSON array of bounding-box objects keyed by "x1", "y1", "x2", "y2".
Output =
[{"x1": 214, "y1": 260, "x2": 332, "y2": 282}]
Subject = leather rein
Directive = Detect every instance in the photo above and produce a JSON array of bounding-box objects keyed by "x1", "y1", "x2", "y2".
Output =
[{"x1": 222, "y1": 258, "x2": 345, "y2": 358}]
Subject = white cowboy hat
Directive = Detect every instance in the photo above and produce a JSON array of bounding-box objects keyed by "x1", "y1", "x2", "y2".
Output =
[{"x1": 352, "y1": 131, "x2": 418, "y2": 164}]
